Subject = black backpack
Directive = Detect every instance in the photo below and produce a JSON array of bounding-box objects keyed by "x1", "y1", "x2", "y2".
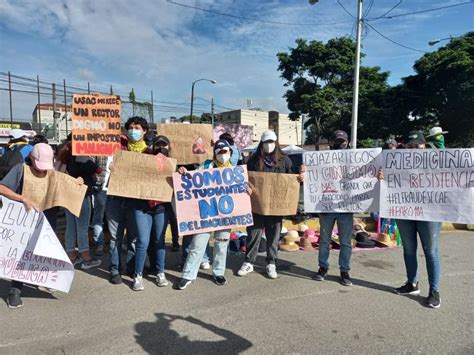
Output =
[{"x1": 0, "y1": 146, "x2": 27, "y2": 179}]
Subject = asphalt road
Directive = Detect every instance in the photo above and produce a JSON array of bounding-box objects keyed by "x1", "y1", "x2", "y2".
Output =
[{"x1": 1, "y1": 231, "x2": 473, "y2": 354}]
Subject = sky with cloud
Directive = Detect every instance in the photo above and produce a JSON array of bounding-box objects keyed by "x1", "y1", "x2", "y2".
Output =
[{"x1": 0, "y1": 0, "x2": 472, "y2": 121}]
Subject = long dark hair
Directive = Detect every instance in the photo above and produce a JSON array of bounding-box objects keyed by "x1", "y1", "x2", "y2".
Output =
[
  {"x1": 249, "y1": 140, "x2": 285, "y2": 170},
  {"x1": 57, "y1": 141, "x2": 73, "y2": 164}
]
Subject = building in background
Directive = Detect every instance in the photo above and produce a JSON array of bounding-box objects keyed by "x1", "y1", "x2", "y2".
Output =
[
  {"x1": 32, "y1": 103, "x2": 72, "y2": 142},
  {"x1": 216, "y1": 109, "x2": 302, "y2": 146}
]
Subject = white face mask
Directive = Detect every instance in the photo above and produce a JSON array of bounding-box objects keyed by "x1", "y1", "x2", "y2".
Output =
[
  {"x1": 263, "y1": 142, "x2": 275, "y2": 154},
  {"x1": 216, "y1": 153, "x2": 231, "y2": 164}
]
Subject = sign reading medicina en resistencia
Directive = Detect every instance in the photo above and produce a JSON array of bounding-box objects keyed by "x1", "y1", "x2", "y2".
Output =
[
  {"x1": 379, "y1": 149, "x2": 474, "y2": 224},
  {"x1": 303, "y1": 148, "x2": 382, "y2": 213}
]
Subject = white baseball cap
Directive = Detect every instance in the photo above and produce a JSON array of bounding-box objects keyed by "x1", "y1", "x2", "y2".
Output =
[
  {"x1": 10, "y1": 128, "x2": 26, "y2": 139},
  {"x1": 261, "y1": 130, "x2": 277, "y2": 142}
]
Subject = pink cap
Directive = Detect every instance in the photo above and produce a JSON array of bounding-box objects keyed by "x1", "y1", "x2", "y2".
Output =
[{"x1": 31, "y1": 143, "x2": 54, "y2": 170}]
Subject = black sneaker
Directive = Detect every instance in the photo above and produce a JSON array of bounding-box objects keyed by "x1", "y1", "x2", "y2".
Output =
[
  {"x1": 426, "y1": 289, "x2": 441, "y2": 309},
  {"x1": 110, "y1": 273, "x2": 123, "y2": 285},
  {"x1": 312, "y1": 267, "x2": 328, "y2": 281},
  {"x1": 394, "y1": 282, "x2": 420, "y2": 295},
  {"x1": 7, "y1": 292, "x2": 23, "y2": 309},
  {"x1": 175, "y1": 278, "x2": 192, "y2": 290},
  {"x1": 213, "y1": 275, "x2": 227, "y2": 286},
  {"x1": 340, "y1": 272, "x2": 353, "y2": 286}
]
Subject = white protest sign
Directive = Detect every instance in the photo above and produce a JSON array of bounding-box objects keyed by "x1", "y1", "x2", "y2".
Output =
[
  {"x1": 303, "y1": 148, "x2": 382, "y2": 213},
  {"x1": 380, "y1": 149, "x2": 474, "y2": 223},
  {"x1": 0, "y1": 197, "x2": 74, "y2": 293}
]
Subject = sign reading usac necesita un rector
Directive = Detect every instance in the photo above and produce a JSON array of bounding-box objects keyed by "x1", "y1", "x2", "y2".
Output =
[{"x1": 72, "y1": 94, "x2": 122, "y2": 157}]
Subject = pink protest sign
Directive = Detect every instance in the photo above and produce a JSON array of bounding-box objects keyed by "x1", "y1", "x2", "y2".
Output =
[{"x1": 173, "y1": 165, "x2": 253, "y2": 236}]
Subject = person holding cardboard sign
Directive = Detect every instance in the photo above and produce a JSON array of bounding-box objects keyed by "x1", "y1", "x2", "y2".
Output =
[
  {"x1": 175, "y1": 139, "x2": 237, "y2": 290},
  {"x1": 57, "y1": 141, "x2": 102, "y2": 271},
  {"x1": 0, "y1": 143, "x2": 83, "y2": 309},
  {"x1": 237, "y1": 130, "x2": 304, "y2": 279},
  {"x1": 130, "y1": 133, "x2": 173, "y2": 291}
]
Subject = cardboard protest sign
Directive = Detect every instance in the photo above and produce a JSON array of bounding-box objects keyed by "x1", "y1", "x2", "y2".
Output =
[
  {"x1": 22, "y1": 166, "x2": 87, "y2": 217},
  {"x1": 380, "y1": 149, "x2": 474, "y2": 223},
  {"x1": 303, "y1": 148, "x2": 382, "y2": 213},
  {"x1": 0, "y1": 197, "x2": 75, "y2": 293},
  {"x1": 108, "y1": 150, "x2": 177, "y2": 202},
  {"x1": 157, "y1": 124, "x2": 213, "y2": 164},
  {"x1": 248, "y1": 172, "x2": 300, "y2": 216},
  {"x1": 213, "y1": 123, "x2": 253, "y2": 151},
  {"x1": 173, "y1": 165, "x2": 253, "y2": 236},
  {"x1": 72, "y1": 94, "x2": 122, "y2": 156}
]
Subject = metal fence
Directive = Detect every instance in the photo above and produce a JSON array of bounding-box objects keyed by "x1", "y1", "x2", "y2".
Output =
[{"x1": 0, "y1": 71, "x2": 219, "y2": 142}]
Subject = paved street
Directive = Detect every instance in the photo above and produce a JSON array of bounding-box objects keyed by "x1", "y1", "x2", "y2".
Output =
[{"x1": 1, "y1": 230, "x2": 473, "y2": 354}]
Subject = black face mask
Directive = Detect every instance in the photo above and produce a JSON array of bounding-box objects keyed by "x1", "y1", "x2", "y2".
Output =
[
  {"x1": 155, "y1": 147, "x2": 169, "y2": 157},
  {"x1": 332, "y1": 143, "x2": 346, "y2": 150}
]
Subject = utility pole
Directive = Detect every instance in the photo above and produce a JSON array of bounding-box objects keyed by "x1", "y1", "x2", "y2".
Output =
[
  {"x1": 63, "y1": 79, "x2": 68, "y2": 137},
  {"x1": 211, "y1": 98, "x2": 215, "y2": 127},
  {"x1": 37, "y1": 75, "x2": 42, "y2": 132},
  {"x1": 8, "y1": 71, "x2": 13, "y2": 122},
  {"x1": 300, "y1": 114, "x2": 305, "y2": 148},
  {"x1": 52, "y1": 83, "x2": 59, "y2": 142},
  {"x1": 350, "y1": 0, "x2": 363, "y2": 149},
  {"x1": 151, "y1": 90, "x2": 154, "y2": 125},
  {"x1": 87, "y1": 82, "x2": 91, "y2": 94}
]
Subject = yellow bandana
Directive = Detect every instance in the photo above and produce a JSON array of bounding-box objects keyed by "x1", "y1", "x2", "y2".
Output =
[
  {"x1": 127, "y1": 140, "x2": 147, "y2": 153},
  {"x1": 214, "y1": 160, "x2": 232, "y2": 168}
]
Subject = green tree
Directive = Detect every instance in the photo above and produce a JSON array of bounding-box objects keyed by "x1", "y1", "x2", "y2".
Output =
[
  {"x1": 277, "y1": 37, "x2": 389, "y2": 149},
  {"x1": 178, "y1": 115, "x2": 201, "y2": 123},
  {"x1": 394, "y1": 32, "x2": 474, "y2": 147}
]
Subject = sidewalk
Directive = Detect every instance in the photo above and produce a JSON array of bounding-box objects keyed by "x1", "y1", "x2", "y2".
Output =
[{"x1": 1, "y1": 230, "x2": 473, "y2": 354}]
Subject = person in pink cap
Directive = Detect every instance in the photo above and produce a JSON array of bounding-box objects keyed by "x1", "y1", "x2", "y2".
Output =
[{"x1": 0, "y1": 143, "x2": 83, "y2": 309}]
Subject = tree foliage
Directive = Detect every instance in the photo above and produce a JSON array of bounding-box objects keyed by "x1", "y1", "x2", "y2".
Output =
[
  {"x1": 393, "y1": 32, "x2": 474, "y2": 147},
  {"x1": 277, "y1": 37, "x2": 389, "y2": 148}
]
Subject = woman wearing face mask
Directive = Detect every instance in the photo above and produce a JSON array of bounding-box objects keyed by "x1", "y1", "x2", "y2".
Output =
[
  {"x1": 174, "y1": 139, "x2": 235, "y2": 290},
  {"x1": 131, "y1": 134, "x2": 173, "y2": 291},
  {"x1": 105, "y1": 117, "x2": 151, "y2": 285},
  {"x1": 238, "y1": 130, "x2": 304, "y2": 279},
  {"x1": 378, "y1": 131, "x2": 442, "y2": 309}
]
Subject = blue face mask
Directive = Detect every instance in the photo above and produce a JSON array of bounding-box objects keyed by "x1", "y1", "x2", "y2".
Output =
[{"x1": 127, "y1": 129, "x2": 143, "y2": 142}]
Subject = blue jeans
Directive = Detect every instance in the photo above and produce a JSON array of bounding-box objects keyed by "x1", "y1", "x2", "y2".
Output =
[
  {"x1": 65, "y1": 196, "x2": 92, "y2": 253},
  {"x1": 182, "y1": 235, "x2": 211, "y2": 264},
  {"x1": 182, "y1": 230, "x2": 230, "y2": 280},
  {"x1": 396, "y1": 219, "x2": 441, "y2": 291},
  {"x1": 134, "y1": 204, "x2": 171, "y2": 276},
  {"x1": 92, "y1": 190, "x2": 107, "y2": 246},
  {"x1": 318, "y1": 213, "x2": 353, "y2": 272},
  {"x1": 106, "y1": 196, "x2": 127, "y2": 276}
]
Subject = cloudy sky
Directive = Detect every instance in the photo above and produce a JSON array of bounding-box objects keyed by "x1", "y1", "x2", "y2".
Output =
[{"x1": 0, "y1": 0, "x2": 472, "y2": 121}]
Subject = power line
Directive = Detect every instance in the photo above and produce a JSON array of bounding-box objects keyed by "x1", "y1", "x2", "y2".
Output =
[
  {"x1": 369, "y1": 0, "x2": 403, "y2": 20},
  {"x1": 165, "y1": 0, "x2": 353, "y2": 26},
  {"x1": 365, "y1": 22, "x2": 427, "y2": 53},
  {"x1": 337, "y1": 0, "x2": 355, "y2": 19},
  {"x1": 367, "y1": 0, "x2": 473, "y2": 20}
]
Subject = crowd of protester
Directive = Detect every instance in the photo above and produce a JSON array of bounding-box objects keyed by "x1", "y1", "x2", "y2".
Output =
[{"x1": 0, "y1": 119, "x2": 448, "y2": 310}]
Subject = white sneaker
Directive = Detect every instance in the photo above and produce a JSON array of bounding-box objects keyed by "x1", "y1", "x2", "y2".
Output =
[
  {"x1": 237, "y1": 262, "x2": 254, "y2": 276},
  {"x1": 133, "y1": 276, "x2": 144, "y2": 291},
  {"x1": 156, "y1": 273, "x2": 169, "y2": 287},
  {"x1": 266, "y1": 264, "x2": 278, "y2": 279},
  {"x1": 200, "y1": 262, "x2": 211, "y2": 270}
]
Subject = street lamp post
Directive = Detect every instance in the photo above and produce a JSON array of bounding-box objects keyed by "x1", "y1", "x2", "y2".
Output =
[
  {"x1": 428, "y1": 36, "x2": 458, "y2": 46},
  {"x1": 190, "y1": 78, "x2": 216, "y2": 123}
]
